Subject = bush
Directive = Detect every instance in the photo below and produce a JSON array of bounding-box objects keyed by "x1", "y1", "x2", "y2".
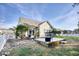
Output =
[{"x1": 48, "y1": 41, "x2": 60, "y2": 48}]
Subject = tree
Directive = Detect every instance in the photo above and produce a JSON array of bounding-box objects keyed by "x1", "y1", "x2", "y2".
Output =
[
  {"x1": 72, "y1": 3, "x2": 79, "y2": 33},
  {"x1": 72, "y1": 3, "x2": 79, "y2": 8},
  {"x1": 63, "y1": 30, "x2": 68, "y2": 34},
  {"x1": 74, "y1": 29, "x2": 79, "y2": 34},
  {"x1": 52, "y1": 28, "x2": 61, "y2": 35},
  {"x1": 78, "y1": 21, "x2": 79, "y2": 29},
  {"x1": 15, "y1": 25, "x2": 29, "y2": 39}
]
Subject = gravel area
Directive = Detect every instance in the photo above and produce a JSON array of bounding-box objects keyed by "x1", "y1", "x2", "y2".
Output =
[{"x1": 0, "y1": 39, "x2": 48, "y2": 56}]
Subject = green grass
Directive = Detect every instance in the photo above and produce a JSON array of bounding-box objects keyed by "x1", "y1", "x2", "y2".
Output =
[
  {"x1": 54, "y1": 35, "x2": 64, "y2": 38},
  {"x1": 10, "y1": 47, "x2": 45, "y2": 56},
  {"x1": 48, "y1": 48, "x2": 79, "y2": 56},
  {"x1": 10, "y1": 47, "x2": 79, "y2": 56},
  {"x1": 10, "y1": 47, "x2": 33, "y2": 56},
  {"x1": 9, "y1": 35, "x2": 79, "y2": 56},
  {"x1": 54, "y1": 35, "x2": 79, "y2": 40}
]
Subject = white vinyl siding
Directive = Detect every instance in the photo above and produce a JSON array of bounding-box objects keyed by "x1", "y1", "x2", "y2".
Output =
[{"x1": 39, "y1": 22, "x2": 52, "y2": 37}]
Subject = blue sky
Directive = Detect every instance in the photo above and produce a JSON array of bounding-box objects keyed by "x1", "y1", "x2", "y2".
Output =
[{"x1": 0, "y1": 3, "x2": 79, "y2": 30}]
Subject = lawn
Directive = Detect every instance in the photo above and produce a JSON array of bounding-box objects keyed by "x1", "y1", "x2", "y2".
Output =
[
  {"x1": 54, "y1": 35, "x2": 79, "y2": 40},
  {"x1": 2, "y1": 35, "x2": 79, "y2": 56},
  {"x1": 9, "y1": 47, "x2": 79, "y2": 56}
]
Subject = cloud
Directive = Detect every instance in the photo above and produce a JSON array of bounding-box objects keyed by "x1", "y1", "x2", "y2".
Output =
[
  {"x1": 1, "y1": 3, "x2": 78, "y2": 30},
  {"x1": 15, "y1": 4, "x2": 47, "y2": 21},
  {"x1": 0, "y1": 17, "x2": 6, "y2": 27},
  {"x1": 14, "y1": 4, "x2": 79, "y2": 30},
  {"x1": 50, "y1": 7, "x2": 79, "y2": 30},
  {"x1": 0, "y1": 19, "x2": 5, "y2": 23}
]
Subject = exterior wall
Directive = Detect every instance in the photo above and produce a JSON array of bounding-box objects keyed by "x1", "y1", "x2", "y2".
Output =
[
  {"x1": 25, "y1": 31, "x2": 28, "y2": 37},
  {"x1": 39, "y1": 22, "x2": 52, "y2": 37},
  {"x1": 25, "y1": 26, "x2": 38, "y2": 38}
]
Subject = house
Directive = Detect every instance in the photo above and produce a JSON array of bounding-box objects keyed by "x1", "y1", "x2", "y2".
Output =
[
  {"x1": 0, "y1": 28, "x2": 15, "y2": 39},
  {"x1": 18, "y1": 17, "x2": 53, "y2": 38},
  {"x1": 0, "y1": 28, "x2": 14, "y2": 34}
]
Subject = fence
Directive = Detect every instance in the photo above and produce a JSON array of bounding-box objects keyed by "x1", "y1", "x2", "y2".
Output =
[
  {"x1": 0, "y1": 35, "x2": 7, "y2": 52},
  {"x1": 0, "y1": 34, "x2": 15, "y2": 52}
]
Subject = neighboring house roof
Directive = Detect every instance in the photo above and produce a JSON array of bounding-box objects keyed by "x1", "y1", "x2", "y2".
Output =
[{"x1": 18, "y1": 17, "x2": 53, "y2": 28}]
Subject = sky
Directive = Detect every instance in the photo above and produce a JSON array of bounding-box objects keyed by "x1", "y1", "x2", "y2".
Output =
[{"x1": 0, "y1": 3, "x2": 79, "y2": 30}]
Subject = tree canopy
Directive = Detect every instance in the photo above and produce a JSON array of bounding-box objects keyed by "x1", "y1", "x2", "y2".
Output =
[{"x1": 15, "y1": 25, "x2": 29, "y2": 39}]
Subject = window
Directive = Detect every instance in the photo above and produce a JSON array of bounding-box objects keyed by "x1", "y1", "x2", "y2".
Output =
[{"x1": 44, "y1": 29, "x2": 52, "y2": 37}]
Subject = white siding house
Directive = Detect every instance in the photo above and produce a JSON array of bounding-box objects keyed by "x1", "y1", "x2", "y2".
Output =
[
  {"x1": 39, "y1": 21, "x2": 53, "y2": 37},
  {"x1": 18, "y1": 17, "x2": 53, "y2": 38}
]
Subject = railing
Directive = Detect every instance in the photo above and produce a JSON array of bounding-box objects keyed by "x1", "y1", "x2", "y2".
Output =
[
  {"x1": 0, "y1": 33, "x2": 15, "y2": 52},
  {"x1": 0, "y1": 35, "x2": 7, "y2": 52}
]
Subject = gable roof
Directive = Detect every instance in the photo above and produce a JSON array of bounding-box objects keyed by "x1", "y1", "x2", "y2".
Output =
[
  {"x1": 18, "y1": 17, "x2": 53, "y2": 28},
  {"x1": 18, "y1": 17, "x2": 41, "y2": 27},
  {"x1": 38, "y1": 21, "x2": 53, "y2": 29}
]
